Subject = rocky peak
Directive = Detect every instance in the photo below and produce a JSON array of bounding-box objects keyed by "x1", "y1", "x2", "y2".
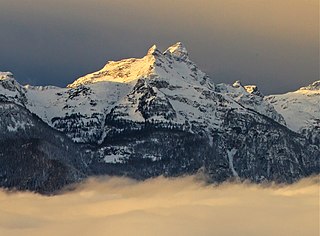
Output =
[
  {"x1": 0, "y1": 71, "x2": 23, "y2": 93},
  {"x1": 164, "y1": 42, "x2": 189, "y2": 61},
  {"x1": 232, "y1": 80, "x2": 244, "y2": 89},
  {"x1": 231, "y1": 81, "x2": 264, "y2": 97},
  {"x1": 244, "y1": 85, "x2": 263, "y2": 97},
  {"x1": 146, "y1": 45, "x2": 162, "y2": 57},
  {"x1": 0, "y1": 72, "x2": 14, "y2": 81},
  {"x1": 0, "y1": 72, "x2": 27, "y2": 105}
]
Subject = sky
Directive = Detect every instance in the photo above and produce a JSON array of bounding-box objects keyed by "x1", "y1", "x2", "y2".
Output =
[
  {"x1": 0, "y1": 176, "x2": 318, "y2": 236},
  {"x1": 0, "y1": 0, "x2": 318, "y2": 94}
]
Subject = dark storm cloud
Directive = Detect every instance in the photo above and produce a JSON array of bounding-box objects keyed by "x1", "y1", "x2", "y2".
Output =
[{"x1": 0, "y1": 0, "x2": 318, "y2": 94}]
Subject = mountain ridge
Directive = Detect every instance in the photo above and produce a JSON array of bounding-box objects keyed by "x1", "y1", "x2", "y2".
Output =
[{"x1": 0, "y1": 42, "x2": 319, "y2": 193}]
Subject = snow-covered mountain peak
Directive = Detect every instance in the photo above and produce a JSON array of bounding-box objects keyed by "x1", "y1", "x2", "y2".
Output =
[
  {"x1": 0, "y1": 71, "x2": 14, "y2": 81},
  {"x1": 230, "y1": 81, "x2": 263, "y2": 97},
  {"x1": 0, "y1": 71, "x2": 26, "y2": 105},
  {"x1": 164, "y1": 42, "x2": 189, "y2": 61},
  {"x1": 68, "y1": 42, "x2": 203, "y2": 88},
  {"x1": 146, "y1": 44, "x2": 162, "y2": 57},
  {"x1": 244, "y1": 85, "x2": 263, "y2": 97},
  {"x1": 232, "y1": 80, "x2": 243, "y2": 88},
  {"x1": 0, "y1": 71, "x2": 22, "y2": 90}
]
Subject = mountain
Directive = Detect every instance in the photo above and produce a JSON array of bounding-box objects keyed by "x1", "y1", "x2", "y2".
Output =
[
  {"x1": 0, "y1": 43, "x2": 319, "y2": 193},
  {"x1": 266, "y1": 81, "x2": 320, "y2": 145}
]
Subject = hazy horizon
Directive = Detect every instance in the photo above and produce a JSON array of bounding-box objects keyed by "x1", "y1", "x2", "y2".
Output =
[{"x1": 0, "y1": 0, "x2": 318, "y2": 94}]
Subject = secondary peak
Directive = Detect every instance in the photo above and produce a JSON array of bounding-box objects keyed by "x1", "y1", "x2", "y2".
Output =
[
  {"x1": 164, "y1": 42, "x2": 189, "y2": 60},
  {"x1": 232, "y1": 80, "x2": 243, "y2": 88},
  {"x1": 147, "y1": 44, "x2": 161, "y2": 56},
  {"x1": 0, "y1": 72, "x2": 14, "y2": 81}
]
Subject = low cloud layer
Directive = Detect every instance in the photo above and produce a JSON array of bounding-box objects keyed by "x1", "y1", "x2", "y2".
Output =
[{"x1": 0, "y1": 176, "x2": 319, "y2": 236}]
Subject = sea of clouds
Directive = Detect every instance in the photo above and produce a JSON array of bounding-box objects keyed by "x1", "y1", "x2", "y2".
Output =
[{"x1": 0, "y1": 176, "x2": 319, "y2": 236}]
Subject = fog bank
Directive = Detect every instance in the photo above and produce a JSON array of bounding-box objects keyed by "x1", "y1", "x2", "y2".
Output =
[{"x1": 0, "y1": 176, "x2": 319, "y2": 236}]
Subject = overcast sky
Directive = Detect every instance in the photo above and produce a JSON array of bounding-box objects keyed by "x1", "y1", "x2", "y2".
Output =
[{"x1": 0, "y1": 0, "x2": 318, "y2": 94}]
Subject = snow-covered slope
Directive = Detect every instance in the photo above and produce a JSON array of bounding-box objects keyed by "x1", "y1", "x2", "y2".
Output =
[
  {"x1": 25, "y1": 82, "x2": 132, "y2": 143},
  {"x1": 68, "y1": 45, "x2": 160, "y2": 87},
  {"x1": 216, "y1": 81, "x2": 286, "y2": 125},
  {"x1": 265, "y1": 81, "x2": 320, "y2": 132}
]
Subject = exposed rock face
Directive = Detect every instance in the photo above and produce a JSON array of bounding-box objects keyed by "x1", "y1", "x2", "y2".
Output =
[
  {"x1": 0, "y1": 43, "x2": 318, "y2": 193},
  {"x1": 0, "y1": 102, "x2": 89, "y2": 193}
]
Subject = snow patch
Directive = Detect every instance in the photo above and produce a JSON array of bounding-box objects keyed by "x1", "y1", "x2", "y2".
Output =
[
  {"x1": 227, "y1": 148, "x2": 239, "y2": 178},
  {"x1": 266, "y1": 84, "x2": 320, "y2": 132},
  {"x1": 103, "y1": 154, "x2": 123, "y2": 163}
]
